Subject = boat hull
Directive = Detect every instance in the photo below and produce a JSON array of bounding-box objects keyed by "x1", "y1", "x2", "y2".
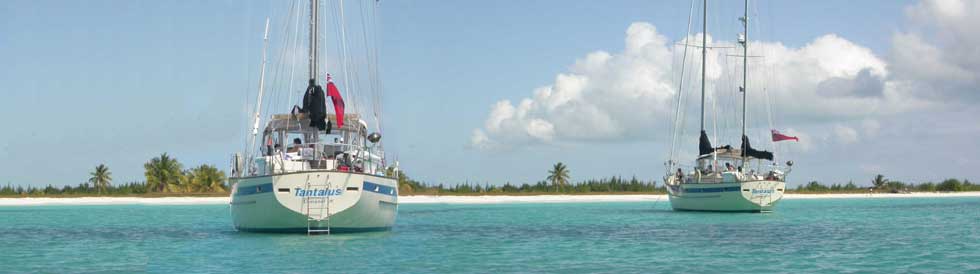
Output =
[
  {"x1": 667, "y1": 180, "x2": 785, "y2": 212},
  {"x1": 230, "y1": 171, "x2": 398, "y2": 233}
]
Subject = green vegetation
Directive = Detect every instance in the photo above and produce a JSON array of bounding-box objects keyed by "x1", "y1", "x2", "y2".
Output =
[
  {"x1": 397, "y1": 162, "x2": 661, "y2": 195},
  {"x1": 790, "y1": 174, "x2": 980, "y2": 194},
  {"x1": 0, "y1": 153, "x2": 227, "y2": 197},
  {"x1": 1, "y1": 182, "x2": 151, "y2": 197},
  {"x1": 4, "y1": 160, "x2": 979, "y2": 197},
  {"x1": 547, "y1": 162, "x2": 570, "y2": 192},
  {"x1": 394, "y1": 166, "x2": 980, "y2": 196},
  {"x1": 186, "y1": 164, "x2": 228, "y2": 193},
  {"x1": 89, "y1": 164, "x2": 112, "y2": 194},
  {"x1": 145, "y1": 153, "x2": 184, "y2": 193},
  {"x1": 872, "y1": 174, "x2": 888, "y2": 191}
]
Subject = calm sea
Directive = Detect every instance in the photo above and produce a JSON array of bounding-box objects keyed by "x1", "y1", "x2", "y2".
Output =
[{"x1": 1, "y1": 197, "x2": 979, "y2": 273}]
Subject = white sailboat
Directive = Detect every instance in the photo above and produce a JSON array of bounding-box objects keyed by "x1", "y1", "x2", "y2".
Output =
[
  {"x1": 663, "y1": 0, "x2": 794, "y2": 212},
  {"x1": 229, "y1": 0, "x2": 398, "y2": 233}
]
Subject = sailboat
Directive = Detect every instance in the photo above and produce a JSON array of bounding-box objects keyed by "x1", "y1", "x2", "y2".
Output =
[
  {"x1": 663, "y1": 0, "x2": 794, "y2": 212},
  {"x1": 229, "y1": 0, "x2": 398, "y2": 233}
]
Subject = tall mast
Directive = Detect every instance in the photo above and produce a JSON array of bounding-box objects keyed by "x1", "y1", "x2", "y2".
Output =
[
  {"x1": 700, "y1": 0, "x2": 707, "y2": 133},
  {"x1": 309, "y1": 0, "x2": 318, "y2": 83},
  {"x1": 740, "y1": 0, "x2": 748, "y2": 146},
  {"x1": 247, "y1": 18, "x2": 271, "y2": 170}
]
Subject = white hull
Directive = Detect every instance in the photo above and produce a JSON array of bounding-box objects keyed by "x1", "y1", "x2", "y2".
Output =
[
  {"x1": 230, "y1": 171, "x2": 398, "y2": 233},
  {"x1": 667, "y1": 180, "x2": 785, "y2": 212}
]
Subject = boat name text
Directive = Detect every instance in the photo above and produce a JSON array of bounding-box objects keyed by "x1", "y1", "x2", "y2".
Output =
[
  {"x1": 751, "y1": 189, "x2": 774, "y2": 195},
  {"x1": 294, "y1": 188, "x2": 343, "y2": 197}
]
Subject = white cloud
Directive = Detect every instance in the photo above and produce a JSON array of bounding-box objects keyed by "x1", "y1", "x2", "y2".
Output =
[
  {"x1": 892, "y1": 0, "x2": 980, "y2": 100},
  {"x1": 469, "y1": 129, "x2": 493, "y2": 150},
  {"x1": 779, "y1": 128, "x2": 813, "y2": 152},
  {"x1": 472, "y1": 22, "x2": 676, "y2": 148},
  {"x1": 833, "y1": 124, "x2": 859, "y2": 144},
  {"x1": 891, "y1": 32, "x2": 972, "y2": 84},
  {"x1": 472, "y1": 21, "x2": 924, "y2": 149}
]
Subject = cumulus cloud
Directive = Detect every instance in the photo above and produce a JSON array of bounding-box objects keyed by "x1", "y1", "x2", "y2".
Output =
[
  {"x1": 472, "y1": 22, "x2": 676, "y2": 147},
  {"x1": 473, "y1": 0, "x2": 980, "y2": 150},
  {"x1": 892, "y1": 0, "x2": 980, "y2": 100},
  {"x1": 472, "y1": 21, "x2": 921, "y2": 149},
  {"x1": 816, "y1": 69, "x2": 886, "y2": 98}
]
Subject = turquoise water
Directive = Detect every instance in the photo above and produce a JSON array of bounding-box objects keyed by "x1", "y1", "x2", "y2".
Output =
[{"x1": 2, "y1": 198, "x2": 979, "y2": 273}]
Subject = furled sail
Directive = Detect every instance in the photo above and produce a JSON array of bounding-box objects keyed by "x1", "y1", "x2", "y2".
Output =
[
  {"x1": 699, "y1": 130, "x2": 714, "y2": 156},
  {"x1": 740, "y1": 135, "x2": 773, "y2": 161},
  {"x1": 301, "y1": 79, "x2": 328, "y2": 131}
]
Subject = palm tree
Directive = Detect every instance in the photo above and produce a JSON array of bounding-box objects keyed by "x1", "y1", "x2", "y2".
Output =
[
  {"x1": 89, "y1": 164, "x2": 112, "y2": 195},
  {"x1": 547, "y1": 162, "x2": 570, "y2": 192},
  {"x1": 871, "y1": 174, "x2": 888, "y2": 192},
  {"x1": 144, "y1": 153, "x2": 184, "y2": 193},
  {"x1": 187, "y1": 164, "x2": 227, "y2": 192}
]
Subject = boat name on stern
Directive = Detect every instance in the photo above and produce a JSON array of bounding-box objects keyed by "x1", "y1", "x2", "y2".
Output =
[
  {"x1": 751, "y1": 189, "x2": 773, "y2": 195},
  {"x1": 294, "y1": 188, "x2": 343, "y2": 197}
]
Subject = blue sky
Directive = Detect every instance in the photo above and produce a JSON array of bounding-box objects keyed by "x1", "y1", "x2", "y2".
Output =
[{"x1": 2, "y1": 0, "x2": 976, "y2": 188}]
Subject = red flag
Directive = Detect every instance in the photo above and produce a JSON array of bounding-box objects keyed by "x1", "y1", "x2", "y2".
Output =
[
  {"x1": 325, "y1": 75, "x2": 345, "y2": 128},
  {"x1": 771, "y1": 129, "x2": 799, "y2": 142}
]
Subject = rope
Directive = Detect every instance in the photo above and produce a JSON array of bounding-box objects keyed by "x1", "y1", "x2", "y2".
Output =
[
  {"x1": 287, "y1": 0, "x2": 302, "y2": 107},
  {"x1": 668, "y1": 0, "x2": 696, "y2": 168}
]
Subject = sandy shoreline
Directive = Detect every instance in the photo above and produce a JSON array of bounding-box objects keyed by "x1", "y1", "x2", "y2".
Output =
[
  {"x1": 0, "y1": 197, "x2": 230, "y2": 206},
  {"x1": 1, "y1": 192, "x2": 978, "y2": 206}
]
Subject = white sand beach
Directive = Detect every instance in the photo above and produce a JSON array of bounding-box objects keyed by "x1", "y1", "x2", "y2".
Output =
[
  {"x1": 784, "y1": 192, "x2": 980, "y2": 199},
  {"x1": 399, "y1": 195, "x2": 664, "y2": 204},
  {"x1": 0, "y1": 197, "x2": 230, "y2": 206},
  {"x1": 400, "y1": 192, "x2": 980, "y2": 204},
  {"x1": 1, "y1": 192, "x2": 978, "y2": 206}
]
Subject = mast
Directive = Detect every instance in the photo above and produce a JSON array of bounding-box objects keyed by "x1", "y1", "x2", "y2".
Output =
[
  {"x1": 247, "y1": 18, "x2": 271, "y2": 170},
  {"x1": 739, "y1": 0, "x2": 749, "y2": 167},
  {"x1": 309, "y1": 0, "x2": 318, "y2": 83},
  {"x1": 740, "y1": 0, "x2": 748, "y2": 149},
  {"x1": 700, "y1": 0, "x2": 707, "y2": 133}
]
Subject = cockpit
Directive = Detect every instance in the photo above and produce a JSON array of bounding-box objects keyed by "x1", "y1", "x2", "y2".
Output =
[{"x1": 250, "y1": 113, "x2": 385, "y2": 176}]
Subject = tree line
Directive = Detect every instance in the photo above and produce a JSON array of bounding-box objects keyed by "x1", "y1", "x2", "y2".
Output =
[
  {"x1": 794, "y1": 174, "x2": 979, "y2": 193},
  {"x1": 394, "y1": 162, "x2": 662, "y2": 195},
  {"x1": 0, "y1": 153, "x2": 227, "y2": 197},
  {"x1": 5, "y1": 160, "x2": 978, "y2": 197},
  {"x1": 394, "y1": 163, "x2": 980, "y2": 195}
]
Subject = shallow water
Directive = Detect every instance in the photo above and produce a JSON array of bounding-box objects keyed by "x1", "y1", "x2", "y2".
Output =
[{"x1": 1, "y1": 198, "x2": 979, "y2": 273}]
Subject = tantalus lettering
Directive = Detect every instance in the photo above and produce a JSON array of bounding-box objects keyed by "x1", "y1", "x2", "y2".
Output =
[
  {"x1": 294, "y1": 188, "x2": 343, "y2": 197},
  {"x1": 751, "y1": 189, "x2": 774, "y2": 195}
]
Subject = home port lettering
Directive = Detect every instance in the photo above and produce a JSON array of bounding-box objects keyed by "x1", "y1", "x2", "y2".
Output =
[{"x1": 294, "y1": 188, "x2": 343, "y2": 197}]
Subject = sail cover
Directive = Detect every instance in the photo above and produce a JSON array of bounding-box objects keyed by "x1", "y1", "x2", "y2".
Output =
[
  {"x1": 302, "y1": 80, "x2": 328, "y2": 131},
  {"x1": 699, "y1": 130, "x2": 714, "y2": 156},
  {"x1": 740, "y1": 135, "x2": 774, "y2": 161}
]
